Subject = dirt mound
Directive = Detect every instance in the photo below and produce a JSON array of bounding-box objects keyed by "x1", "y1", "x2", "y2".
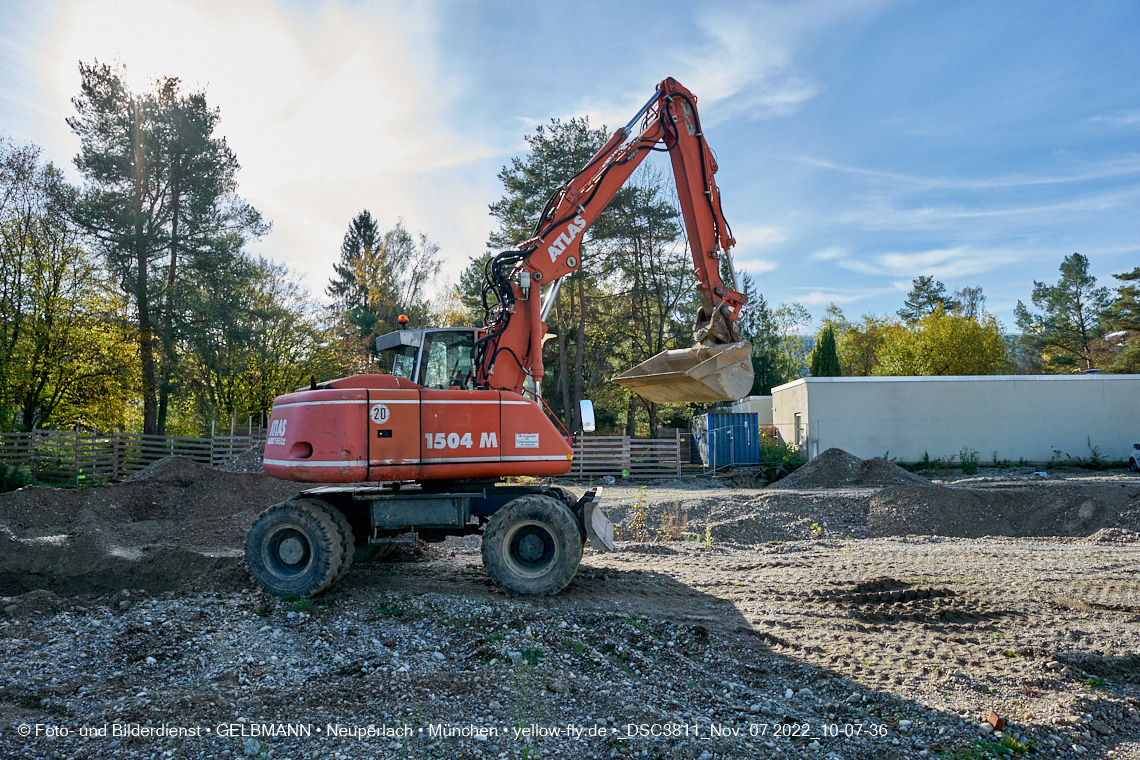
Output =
[
  {"x1": 217, "y1": 443, "x2": 265, "y2": 474},
  {"x1": 865, "y1": 482, "x2": 1140, "y2": 538},
  {"x1": 775, "y1": 448, "x2": 931, "y2": 490},
  {"x1": 0, "y1": 462, "x2": 307, "y2": 596}
]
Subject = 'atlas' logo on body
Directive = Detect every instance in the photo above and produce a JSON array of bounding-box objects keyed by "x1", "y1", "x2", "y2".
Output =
[{"x1": 547, "y1": 215, "x2": 587, "y2": 262}]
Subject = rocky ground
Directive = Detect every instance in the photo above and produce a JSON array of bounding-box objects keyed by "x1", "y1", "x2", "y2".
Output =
[{"x1": 1, "y1": 450, "x2": 1139, "y2": 760}]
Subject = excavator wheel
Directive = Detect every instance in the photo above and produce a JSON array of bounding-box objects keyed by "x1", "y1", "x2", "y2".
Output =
[
  {"x1": 481, "y1": 495, "x2": 583, "y2": 597},
  {"x1": 245, "y1": 500, "x2": 344, "y2": 598},
  {"x1": 310, "y1": 501, "x2": 355, "y2": 581}
]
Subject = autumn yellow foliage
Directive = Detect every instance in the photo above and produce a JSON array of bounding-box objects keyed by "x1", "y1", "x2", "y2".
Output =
[{"x1": 873, "y1": 308, "x2": 1011, "y2": 376}]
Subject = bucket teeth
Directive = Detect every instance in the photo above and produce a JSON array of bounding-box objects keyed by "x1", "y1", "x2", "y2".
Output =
[{"x1": 613, "y1": 341, "x2": 754, "y2": 404}]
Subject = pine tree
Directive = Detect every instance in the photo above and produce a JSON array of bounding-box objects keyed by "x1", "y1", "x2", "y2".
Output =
[
  {"x1": 898, "y1": 276, "x2": 956, "y2": 323},
  {"x1": 1014, "y1": 253, "x2": 1112, "y2": 371}
]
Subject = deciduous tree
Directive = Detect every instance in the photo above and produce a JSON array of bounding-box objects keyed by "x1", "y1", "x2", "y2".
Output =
[{"x1": 875, "y1": 309, "x2": 1010, "y2": 376}]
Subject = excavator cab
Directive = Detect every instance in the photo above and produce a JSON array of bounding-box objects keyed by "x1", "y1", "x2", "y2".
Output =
[{"x1": 376, "y1": 328, "x2": 480, "y2": 390}]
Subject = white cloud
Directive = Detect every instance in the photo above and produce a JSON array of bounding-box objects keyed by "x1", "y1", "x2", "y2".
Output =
[
  {"x1": 1087, "y1": 110, "x2": 1140, "y2": 128},
  {"x1": 838, "y1": 246, "x2": 1027, "y2": 279},
  {"x1": 45, "y1": 0, "x2": 497, "y2": 297},
  {"x1": 796, "y1": 154, "x2": 1140, "y2": 190},
  {"x1": 810, "y1": 245, "x2": 848, "y2": 261}
]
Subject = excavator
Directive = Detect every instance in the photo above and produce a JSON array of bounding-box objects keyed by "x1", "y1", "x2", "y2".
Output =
[{"x1": 246, "y1": 78, "x2": 754, "y2": 598}]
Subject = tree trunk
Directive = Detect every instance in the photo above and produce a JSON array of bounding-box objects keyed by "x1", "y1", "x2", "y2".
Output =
[
  {"x1": 571, "y1": 276, "x2": 586, "y2": 431},
  {"x1": 157, "y1": 166, "x2": 181, "y2": 436},
  {"x1": 132, "y1": 100, "x2": 158, "y2": 436},
  {"x1": 626, "y1": 394, "x2": 637, "y2": 437},
  {"x1": 648, "y1": 402, "x2": 659, "y2": 438}
]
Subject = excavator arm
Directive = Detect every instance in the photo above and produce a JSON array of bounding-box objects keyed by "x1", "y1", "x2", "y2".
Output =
[{"x1": 474, "y1": 77, "x2": 754, "y2": 404}]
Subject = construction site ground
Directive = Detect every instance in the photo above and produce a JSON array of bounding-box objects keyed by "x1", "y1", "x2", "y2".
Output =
[{"x1": 1, "y1": 448, "x2": 1139, "y2": 760}]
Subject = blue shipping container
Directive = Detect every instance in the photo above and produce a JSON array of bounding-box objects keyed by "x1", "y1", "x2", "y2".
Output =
[{"x1": 693, "y1": 413, "x2": 760, "y2": 467}]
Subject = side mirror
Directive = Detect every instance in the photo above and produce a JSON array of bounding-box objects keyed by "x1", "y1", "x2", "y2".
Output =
[{"x1": 580, "y1": 400, "x2": 596, "y2": 433}]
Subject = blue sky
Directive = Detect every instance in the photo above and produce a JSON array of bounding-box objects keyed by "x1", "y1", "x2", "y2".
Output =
[{"x1": 1, "y1": 0, "x2": 1137, "y2": 329}]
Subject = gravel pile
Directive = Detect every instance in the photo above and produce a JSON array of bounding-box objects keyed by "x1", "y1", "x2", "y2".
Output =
[
  {"x1": 217, "y1": 444, "x2": 266, "y2": 474},
  {"x1": 776, "y1": 449, "x2": 931, "y2": 490}
]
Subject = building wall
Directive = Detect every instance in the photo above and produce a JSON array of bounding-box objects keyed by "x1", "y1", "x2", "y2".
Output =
[
  {"x1": 771, "y1": 375, "x2": 1140, "y2": 463},
  {"x1": 728, "y1": 396, "x2": 773, "y2": 424}
]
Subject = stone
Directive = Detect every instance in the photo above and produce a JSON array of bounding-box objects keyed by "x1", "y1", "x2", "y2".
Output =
[
  {"x1": 978, "y1": 723, "x2": 994, "y2": 734},
  {"x1": 2, "y1": 605, "x2": 15, "y2": 614},
  {"x1": 1090, "y1": 720, "x2": 1113, "y2": 736},
  {"x1": 489, "y1": 701, "x2": 502, "y2": 710},
  {"x1": 549, "y1": 679, "x2": 569, "y2": 694},
  {"x1": 118, "y1": 600, "x2": 131, "y2": 610},
  {"x1": 432, "y1": 651, "x2": 447, "y2": 661}
]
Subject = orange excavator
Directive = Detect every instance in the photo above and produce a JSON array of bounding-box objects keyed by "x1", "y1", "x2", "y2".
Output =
[{"x1": 246, "y1": 78, "x2": 753, "y2": 598}]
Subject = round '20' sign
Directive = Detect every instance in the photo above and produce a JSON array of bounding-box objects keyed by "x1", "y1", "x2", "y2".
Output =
[{"x1": 369, "y1": 403, "x2": 390, "y2": 424}]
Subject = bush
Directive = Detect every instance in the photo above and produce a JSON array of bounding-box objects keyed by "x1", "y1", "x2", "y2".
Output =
[
  {"x1": 960, "y1": 447, "x2": 980, "y2": 475},
  {"x1": 0, "y1": 463, "x2": 33, "y2": 493}
]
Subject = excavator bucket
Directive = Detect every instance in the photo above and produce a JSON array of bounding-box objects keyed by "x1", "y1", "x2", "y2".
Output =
[{"x1": 613, "y1": 341, "x2": 754, "y2": 404}]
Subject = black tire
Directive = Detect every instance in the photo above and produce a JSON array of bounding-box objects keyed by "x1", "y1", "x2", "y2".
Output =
[
  {"x1": 245, "y1": 500, "x2": 343, "y2": 597},
  {"x1": 1131, "y1": 459, "x2": 1139, "y2": 473},
  {"x1": 312, "y1": 501, "x2": 354, "y2": 581},
  {"x1": 481, "y1": 494, "x2": 583, "y2": 597}
]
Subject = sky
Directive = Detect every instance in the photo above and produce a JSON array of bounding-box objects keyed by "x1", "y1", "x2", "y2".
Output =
[{"x1": 1, "y1": 0, "x2": 1138, "y2": 329}]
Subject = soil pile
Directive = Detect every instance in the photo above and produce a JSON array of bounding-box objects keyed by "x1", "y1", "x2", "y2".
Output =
[
  {"x1": 866, "y1": 481, "x2": 1140, "y2": 538},
  {"x1": 0, "y1": 457, "x2": 305, "y2": 596},
  {"x1": 775, "y1": 448, "x2": 931, "y2": 490}
]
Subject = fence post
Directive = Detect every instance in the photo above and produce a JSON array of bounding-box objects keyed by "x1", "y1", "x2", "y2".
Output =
[
  {"x1": 112, "y1": 432, "x2": 120, "y2": 480},
  {"x1": 674, "y1": 427, "x2": 681, "y2": 477}
]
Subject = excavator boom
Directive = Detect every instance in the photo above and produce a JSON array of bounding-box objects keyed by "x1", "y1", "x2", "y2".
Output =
[{"x1": 474, "y1": 77, "x2": 753, "y2": 404}]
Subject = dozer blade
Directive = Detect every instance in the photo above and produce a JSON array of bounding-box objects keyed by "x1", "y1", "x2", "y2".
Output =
[{"x1": 613, "y1": 341, "x2": 754, "y2": 404}]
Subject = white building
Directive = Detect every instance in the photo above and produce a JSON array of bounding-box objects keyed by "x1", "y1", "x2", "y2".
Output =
[{"x1": 771, "y1": 375, "x2": 1140, "y2": 464}]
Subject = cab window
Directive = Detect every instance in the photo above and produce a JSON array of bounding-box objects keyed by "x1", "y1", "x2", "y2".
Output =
[
  {"x1": 391, "y1": 345, "x2": 417, "y2": 380},
  {"x1": 418, "y1": 330, "x2": 475, "y2": 389}
]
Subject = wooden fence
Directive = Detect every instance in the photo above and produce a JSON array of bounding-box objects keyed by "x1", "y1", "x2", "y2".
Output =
[
  {"x1": 571, "y1": 430, "x2": 682, "y2": 480},
  {"x1": 0, "y1": 429, "x2": 265, "y2": 484},
  {"x1": 1, "y1": 428, "x2": 686, "y2": 485}
]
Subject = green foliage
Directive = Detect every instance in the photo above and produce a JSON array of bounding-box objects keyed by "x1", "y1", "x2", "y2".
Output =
[
  {"x1": 734, "y1": 274, "x2": 782, "y2": 394},
  {"x1": 874, "y1": 309, "x2": 1011, "y2": 376},
  {"x1": 758, "y1": 439, "x2": 805, "y2": 469},
  {"x1": 67, "y1": 61, "x2": 268, "y2": 434},
  {"x1": 0, "y1": 142, "x2": 135, "y2": 431},
  {"x1": 809, "y1": 324, "x2": 842, "y2": 377},
  {"x1": 488, "y1": 117, "x2": 611, "y2": 250},
  {"x1": 773, "y1": 303, "x2": 812, "y2": 383},
  {"x1": 1104, "y1": 266, "x2": 1140, "y2": 332},
  {"x1": 959, "y1": 447, "x2": 979, "y2": 475},
  {"x1": 898, "y1": 276, "x2": 956, "y2": 323},
  {"x1": 1106, "y1": 267, "x2": 1140, "y2": 373},
  {"x1": 327, "y1": 214, "x2": 441, "y2": 368},
  {"x1": 836, "y1": 313, "x2": 890, "y2": 376},
  {"x1": 0, "y1": 463, "x2": 33, "y2": 493},
  {"x1": 1014, "y1": 253, "x2": 1113, "y2": 372}
]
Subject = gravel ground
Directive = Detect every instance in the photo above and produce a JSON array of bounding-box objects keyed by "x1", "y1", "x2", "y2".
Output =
[{"x1": 1, "y1": 452, "x2": 1139, "y2": 760}]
